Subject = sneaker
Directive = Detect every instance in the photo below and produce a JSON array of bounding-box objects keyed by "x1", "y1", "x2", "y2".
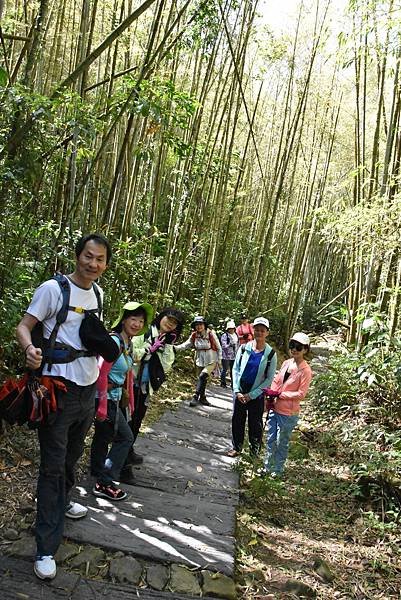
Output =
[
  {"x1": 220, "y1": 382, "x2": 227, "y2": 388},
  {"x1": 226, "y1": 449, "x2": 240, "y2": 457},
  {"x1": 126, "y1": 451, "x2": 143, "y2": 465},
  {"x1": 65, "y1": 502, "x2": 88, "y2": 520},
  {"x1": 34, "y1": 555, "x2": 56, "y2": 580},
  {"x1": 199, "y1": 396, "x2": 211, "y2": 406},
  {"x1": 93, "y1": 482, "x2": 127, "y2": 501},
  {"x1": 189, "y1": 396, "x2": 200, "y2": 407},
  {"x1": 119, "y1": 468, "x2": 136, "y2": 486}
]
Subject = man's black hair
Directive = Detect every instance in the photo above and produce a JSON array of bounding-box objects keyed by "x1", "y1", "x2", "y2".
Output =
[
  {"x1": 113, "y1": 307, "x2": 147, "y2": 333},
  {"x1": 75, "y1": 233, "x2": 112, "y2": 264},
  {"x1": 153, "y1": 307, "x2": 185, "y2": 341}
]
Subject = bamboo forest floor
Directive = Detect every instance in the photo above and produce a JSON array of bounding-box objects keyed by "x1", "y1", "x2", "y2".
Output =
[{"x1": 0, "y1": 355, "x2": 400, "y2": 599}]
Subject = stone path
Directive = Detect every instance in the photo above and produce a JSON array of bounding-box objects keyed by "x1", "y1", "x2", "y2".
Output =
[{"x1": 2, "y1": 383, "x2": 238, "y2": 599}]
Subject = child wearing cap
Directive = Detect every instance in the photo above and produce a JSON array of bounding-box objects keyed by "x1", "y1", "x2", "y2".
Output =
[
  {"x1": 220, "y1": 320, "x2": 239, "y2": 388},
  {"x1": 90, "y1": 302, "x2": 153, "y2": 500},
  {"x1": 261, "y1": 332, "x2": 313, "y2": 478},
  {"x1": 228, "y1": 317, "x2": 277, "y2": 457}
]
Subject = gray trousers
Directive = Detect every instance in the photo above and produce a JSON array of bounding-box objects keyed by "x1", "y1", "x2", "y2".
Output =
[{"x1": 35, "y1": 379, "x2": 96, "y2": 557}]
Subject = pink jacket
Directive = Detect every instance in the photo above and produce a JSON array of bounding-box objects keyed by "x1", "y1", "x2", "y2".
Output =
[
  {"x1": 96, "y1": 357, "x2": 135, "y2": 421},
  {"x1": 271, "y1": 358, "x2": 312, "y2": 416}
]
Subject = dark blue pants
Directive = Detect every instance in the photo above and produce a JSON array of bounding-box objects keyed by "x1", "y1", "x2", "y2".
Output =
[
  {"x1": 221, "y1": 359, "x2": 234, "y2": 385},
  {"x1": 90, "y1": 400, "x2": 134, "y2": 484},
  {"x1": 231, "y1": 394, "x2": 264, "y2": 455},
  {"x1": 129, "y1": 385, "x2": 148, "y2": 443},
  {"x1": 35, "y1": 379, "x2": 96, "y2": 556}
]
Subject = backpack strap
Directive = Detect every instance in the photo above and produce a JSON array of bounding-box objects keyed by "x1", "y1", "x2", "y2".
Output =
[
  {"x1": 91, "y1": 281, "x2": 102, "y2": 318},
  {"x1": 238, "y1": 345, "x2": 275, "y2": 379},
  {"x1": 239, "y1": 344, "x2": 246, "y2": 368},
  {"x1": 46, "y1": 274, "x2": 71, "y2": 368},
  {"x1": 264, "y1": 348, "x2": 276, "y2": 379},
  {"x1": 67, "y1": 281, "x2": 102, "y2": 317}
]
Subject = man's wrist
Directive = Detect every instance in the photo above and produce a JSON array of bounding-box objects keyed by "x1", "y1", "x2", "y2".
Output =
[{"x1": 23, "y1": 343, "x2": 34, "y2": 355}]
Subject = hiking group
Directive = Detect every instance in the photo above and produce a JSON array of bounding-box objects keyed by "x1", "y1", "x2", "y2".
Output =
[{"x1": 13, "y1": 232, "x2": 312, "y2": 581}]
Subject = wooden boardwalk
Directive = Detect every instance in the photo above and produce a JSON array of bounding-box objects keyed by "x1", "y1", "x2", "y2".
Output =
[{"x1": 2, "y1": 383, "x2": 239, "y2": 598}]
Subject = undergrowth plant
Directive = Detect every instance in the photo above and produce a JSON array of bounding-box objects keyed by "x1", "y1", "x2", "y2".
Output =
[{"x1": 310, "y1": 316, "x2": 401, "y2": 524}]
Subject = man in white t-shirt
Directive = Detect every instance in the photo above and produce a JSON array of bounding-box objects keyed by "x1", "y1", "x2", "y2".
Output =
[{"x1": 16, "y1": 233, "x2": 111, "y2": 581}]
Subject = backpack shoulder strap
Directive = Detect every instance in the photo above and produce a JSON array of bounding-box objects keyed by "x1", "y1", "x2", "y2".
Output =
[
  {"x1": 46, "y1": 274, "x2": 71, "y2": 368},
  {"x1": 264, "y1": 348, "x2": 276, "y2": 378},
  {"x1": 238, "y1": 344, "x2": 246, "y2": 368},
  {"x1": 110, "y1": 332, "x2": 124, "y2": 352},
  {"x1": 91, "y1": 282, "x2": 102, "y2": 317},
  {"x1": 53, "y1": 273, "x2": 70, "y2": 325}
]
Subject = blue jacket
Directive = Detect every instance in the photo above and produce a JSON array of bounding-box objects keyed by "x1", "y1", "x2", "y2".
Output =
[{"x1": 232, "y1": 342, "x2": 277, "y2": 400}]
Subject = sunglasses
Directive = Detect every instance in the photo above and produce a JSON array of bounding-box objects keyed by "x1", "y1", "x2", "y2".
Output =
[{"x1": 289, "y1": 341, "x2": 305, "y2": 351}]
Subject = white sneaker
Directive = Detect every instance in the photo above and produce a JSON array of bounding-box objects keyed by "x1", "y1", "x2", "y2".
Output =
[
  {"x1": 34, "y1": 555, "x2": 56, "y2": 579},
  {"x1": 65, "y1": 502, "x2": 88, "y2": 519}
]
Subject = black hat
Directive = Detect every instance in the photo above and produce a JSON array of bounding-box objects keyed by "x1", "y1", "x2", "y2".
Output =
[{"x1": 160, "y1": 307, "x2": 185, "y2": 326}]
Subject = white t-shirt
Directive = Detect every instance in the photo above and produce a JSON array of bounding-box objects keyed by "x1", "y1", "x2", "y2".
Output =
[{"x1": 27, "y1": 278, "x2": 104, "y2": 386}]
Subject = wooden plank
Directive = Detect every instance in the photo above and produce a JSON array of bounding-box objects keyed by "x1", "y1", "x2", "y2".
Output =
[
  {"x1": 172, "y1": 397, "x2": 233, "y2": 422},
  {"x1": 156, "y1": 409, "x2": 232, "y2": 437},
  {"x1": 71, "y1": 480, "x2": 236, "y2": 535},
  {"x1": 134, "y1": 437, "x2": 237, "y2": 478},
  {"x1": 130, "y1": 466, "x2": 239, "y2": 506},
  {"x1": 126, "y1": 471, "x2": 188, "y2": 495},
  {"x1": 64, "y1": 494, "x2": 235, "y2": 575},
  {"x1": 126, "y1": 440, "x2": 238, "y2": 500},
  {"x1": 145, "y1": 422, "x2": 230, "y2": 454}
]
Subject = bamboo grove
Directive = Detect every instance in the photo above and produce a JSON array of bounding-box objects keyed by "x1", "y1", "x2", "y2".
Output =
[{"x1": 0, "y1": 0, "x2": 400, "y2": 354}]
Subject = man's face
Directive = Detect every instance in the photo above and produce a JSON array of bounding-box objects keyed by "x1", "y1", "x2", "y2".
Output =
[{"x1": 76, "y1": 240, "x2": 108, "y2": 282}]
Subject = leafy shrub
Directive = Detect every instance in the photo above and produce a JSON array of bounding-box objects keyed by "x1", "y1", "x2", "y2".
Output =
[{"x1": 310, "y1": 353, "x2": 360, "y2": 415}]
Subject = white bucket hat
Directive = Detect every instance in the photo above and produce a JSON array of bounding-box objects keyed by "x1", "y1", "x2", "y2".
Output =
[
  {"x1": 290, "y1": 332, "x2": 310, "y2": 346},
  {"x1": 252, "y1": 317, "x2": 270, "y2": 329},
  {"x1": 226, "y1": 320, "x2": 236, "y2": 329}
]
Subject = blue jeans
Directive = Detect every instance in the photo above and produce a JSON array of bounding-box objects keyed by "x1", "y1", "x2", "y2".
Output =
[{"x1": 264, "y1": 411, "x2": 299, "y2": 474}]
